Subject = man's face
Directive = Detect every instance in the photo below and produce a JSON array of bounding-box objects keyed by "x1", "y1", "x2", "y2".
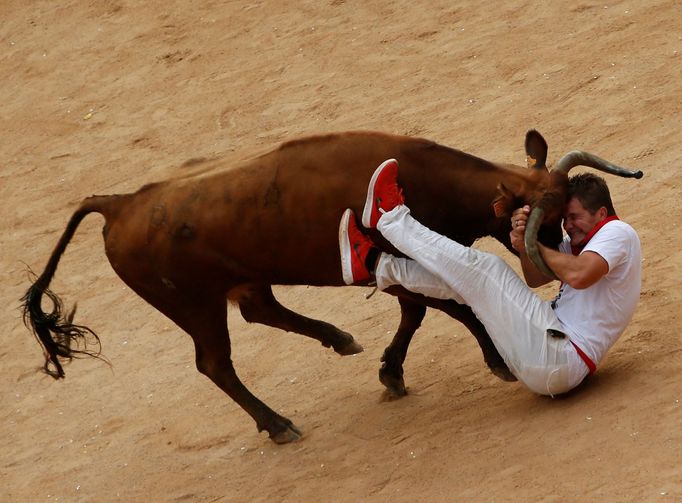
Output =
[{"x1": 562, "y1": 197, "x2": 607, "y2": 246}]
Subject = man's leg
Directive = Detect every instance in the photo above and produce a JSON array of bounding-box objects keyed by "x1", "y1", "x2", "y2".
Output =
[
  {"x1": 340, "y1": 203, "x2": 577, "y2": 394},
  {"x1": 340, "y1": 208, "x2": 514, "y2": 390},
  {"x1": 351, "y1": 159, "x2": 580, "y2": 394},
  {"x1": 359, "y1": 158, "x2": 562, "y2": 371},
  {"x1": 376, "y1": 204, "x2": 568, "y2": 387},
  {"x1": 375, "y1": 253, "x2": 465, "y2": 304}
]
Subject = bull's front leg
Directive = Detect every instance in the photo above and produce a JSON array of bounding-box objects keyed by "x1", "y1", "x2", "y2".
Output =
[
  {"x1": 436, "y1": 299, "x2": 516, "y2": 383},
  {"x1": 378, "y1": 294, "x2": 426, "y2": 397},
  {"x1": 379, "y1": 287, "x2": 515, "y2": 398}
]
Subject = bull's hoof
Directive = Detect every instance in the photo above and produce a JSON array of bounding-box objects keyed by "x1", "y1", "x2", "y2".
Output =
[
  {"x1": 490, "y1": 365, "x2": 517, "y2": 382},
  {"x1": 379, "y1": 368, "x2": 408, "y2": 397},
  {"x1": 336, "y1": 339, "x2": 364, "y2": 356},
  {"x1": 270, "y1": 423, "x2": 303, "y2": 444}
]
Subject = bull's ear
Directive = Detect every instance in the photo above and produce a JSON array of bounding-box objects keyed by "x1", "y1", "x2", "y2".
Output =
[
  {"x1": 525, "y1": 129, "x2": 548, "y2": 169},
  {"x1": 492, "y1": 183, "x2": 515, "y2": 217}
]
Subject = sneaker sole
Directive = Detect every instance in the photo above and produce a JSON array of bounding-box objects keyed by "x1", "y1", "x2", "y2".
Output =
[
  {"x1": 362, "y1": 158, "x2": 398, "y2": 228},
  {"x1": 338, "y1": 209, "x2": 354, "y2": 285}
]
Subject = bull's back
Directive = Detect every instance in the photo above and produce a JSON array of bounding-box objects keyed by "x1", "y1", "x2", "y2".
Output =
[
  {"x1": 103, "y1": 131, "x2": 501, "y2": 289},
  {"x1": 208, "y1": 132, "x2": 420, "y2": 284},
  {"x1": 99, "y1": 133, "x2": 399, "y2": 288}
]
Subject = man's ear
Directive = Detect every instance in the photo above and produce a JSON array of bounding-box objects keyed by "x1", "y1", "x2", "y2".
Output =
[{"x1": 492, "y1": 183, "x2": 515, "y2": 217}]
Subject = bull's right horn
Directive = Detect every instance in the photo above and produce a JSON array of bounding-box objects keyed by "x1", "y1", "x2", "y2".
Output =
[
  {"x1": 553, "y1": 150, "x2": 644, "y2": 179},
  {"x1": 524, "y1": 207, "x2": 558, "y2": 280}
]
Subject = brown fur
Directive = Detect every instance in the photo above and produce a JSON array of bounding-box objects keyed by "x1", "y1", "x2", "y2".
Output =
[{"x1": 23, "y1": 130, "x2": 565, "y2": 443}]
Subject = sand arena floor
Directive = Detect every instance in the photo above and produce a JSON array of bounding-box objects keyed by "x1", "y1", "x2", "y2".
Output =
[{"x1": 2, "y1": 1, "x2": 680, "y2": 501}]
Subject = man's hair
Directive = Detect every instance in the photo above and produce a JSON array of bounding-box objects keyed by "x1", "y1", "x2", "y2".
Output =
[{"x1": 567, "y1": 173, "x2": 616, "y2": 216}]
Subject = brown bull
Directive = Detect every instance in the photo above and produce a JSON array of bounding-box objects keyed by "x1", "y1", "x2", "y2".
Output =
[{"x1": 22, "y1": 130, "x2": 641, "y2": 443}]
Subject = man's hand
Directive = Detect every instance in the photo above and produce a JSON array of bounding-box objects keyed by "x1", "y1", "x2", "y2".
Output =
[
  {"x1": 510, "y1": 205, "x2": 554, "y2": 288},
  {"x1": 510, "y1": 205, "x2": 530, "y2": 253}
]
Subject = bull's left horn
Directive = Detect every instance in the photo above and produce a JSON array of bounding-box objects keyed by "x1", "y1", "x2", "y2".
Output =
[
  {"x1": 524, "y1": 207, "x2": 559, "y2": 280},
  {"x1": 554, "y1": 150, "x2": 644, "y2": 179}
]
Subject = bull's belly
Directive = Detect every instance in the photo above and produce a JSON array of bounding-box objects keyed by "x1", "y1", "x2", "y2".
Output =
[{"x1": 103, "y1": 220, "x2": 347, "y2": 293}]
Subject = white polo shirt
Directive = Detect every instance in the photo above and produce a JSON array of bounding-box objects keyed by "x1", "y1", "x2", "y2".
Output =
[{"x1": 552, "y1": 220, "x2": 642, "y2": 366}]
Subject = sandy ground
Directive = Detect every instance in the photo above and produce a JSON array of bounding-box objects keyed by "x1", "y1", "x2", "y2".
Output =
[{"x1": 2, "y1": 0, "x2": 681, "y2": 501}]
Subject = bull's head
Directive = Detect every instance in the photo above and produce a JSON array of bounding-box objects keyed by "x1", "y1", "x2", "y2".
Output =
[
  {"x1": 492, "y1": 130, "x2": 566, "y2": 249},
  {"x1": 522, "y1": 133, "x2": 643, "y2": 278},
  {"x1": 492, "y1": 130, "x2": 643, "y2": 278}
]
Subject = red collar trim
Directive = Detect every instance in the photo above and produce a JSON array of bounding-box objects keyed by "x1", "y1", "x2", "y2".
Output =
[{"x1": 571, "y1": 215, "x2": 619, "y2": 256}]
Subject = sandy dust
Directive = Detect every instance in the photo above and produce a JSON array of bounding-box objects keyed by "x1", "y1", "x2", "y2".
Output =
[{"x1": 2, "y1": 0, "x2": 681, "y2": 501}]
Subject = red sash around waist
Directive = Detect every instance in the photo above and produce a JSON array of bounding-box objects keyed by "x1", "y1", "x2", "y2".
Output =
[
  {"x1": 566, "y1": 215, "x2": 615, "y2": 374},
  {"x1": 570, "y1": 340, "x2": 596, "y2": 375}
]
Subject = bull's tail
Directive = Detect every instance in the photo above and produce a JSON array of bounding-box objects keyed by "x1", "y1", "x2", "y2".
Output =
[{"x1": 21, "y1": 195, "x2": 117, "y2": 379}]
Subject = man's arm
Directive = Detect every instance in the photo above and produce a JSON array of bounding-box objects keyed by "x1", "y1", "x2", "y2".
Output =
[
  {"x1": 538, "y1": 245, "x2": 609, "y2": 289},
  {"x1": 511, "y1": 205, "x2": 609, "y2": 289},
  {"x1": 519, "y1": 248, "x2": 554, "y2": 287},
  {"x1": 510, "y1": 206, "x2": 555, "y2": 287}
]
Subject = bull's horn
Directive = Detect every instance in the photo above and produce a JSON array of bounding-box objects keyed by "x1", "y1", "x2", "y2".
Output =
[
  {"x1": 524, "y1": 207, "x2": 559, "y2": 280},
  {"x1": 553, "y1": 150, "x2": 644, "y2": 179}
]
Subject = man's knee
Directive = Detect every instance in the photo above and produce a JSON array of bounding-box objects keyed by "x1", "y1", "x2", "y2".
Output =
[{"x1": 480, "y1": 252, "x2": 507, "y2": 271}]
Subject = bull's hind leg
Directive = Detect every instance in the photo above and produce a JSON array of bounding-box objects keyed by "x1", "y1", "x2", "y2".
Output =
[
  {"x1": 235, "y1": 284, "x2": 363, "y2": 355},
  {"x1": 131, "y1": 287, "x2": 302, "y2": 443}
]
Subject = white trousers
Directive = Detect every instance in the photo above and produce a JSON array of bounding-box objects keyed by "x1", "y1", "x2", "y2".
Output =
[{"x1": 375, "y1": 205, "x2": 588, "y2": 396}]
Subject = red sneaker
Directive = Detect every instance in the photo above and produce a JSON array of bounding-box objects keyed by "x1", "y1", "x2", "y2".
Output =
[
  {"x1": 361, "y1": 158, "x2": 405, "y2": 228},
  {"x1": 339, "y1": 209, "x2": 376, "y2": 285}
]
